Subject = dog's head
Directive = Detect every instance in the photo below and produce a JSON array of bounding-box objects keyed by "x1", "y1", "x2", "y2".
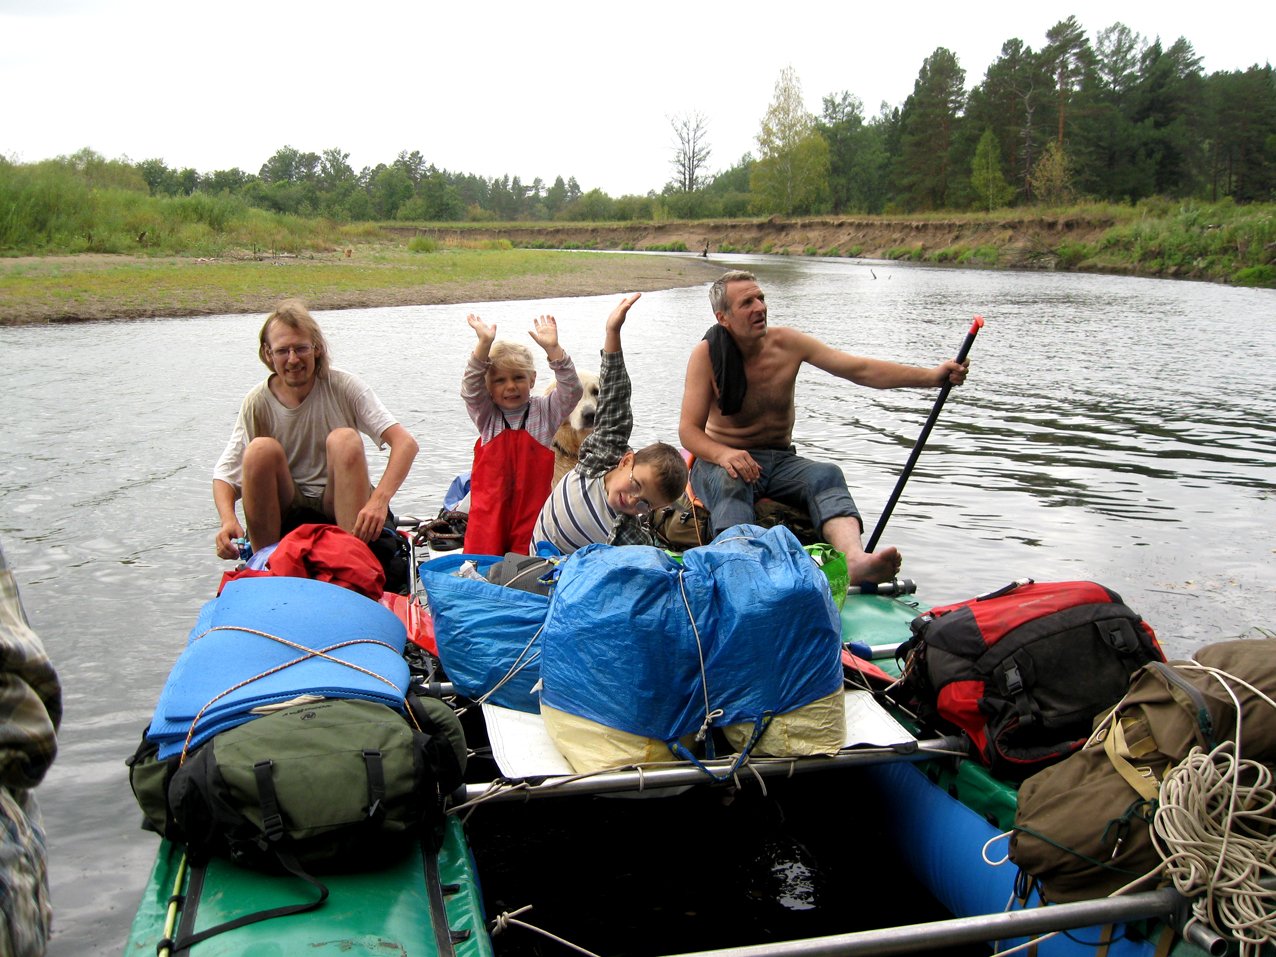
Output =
[
  {"x1": 546, "y1": 371, "x2": 599, "y2": 435},
  {"x1": 567, "y1": 371, "x2": 599, "y2": 432},
  {"x1": 546, "y1": 371, "x2": 599, "y2": 480}
]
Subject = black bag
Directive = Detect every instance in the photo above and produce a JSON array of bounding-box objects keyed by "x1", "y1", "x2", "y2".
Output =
[
  {"x1": 367, "y1": 520, "x2": 410, "y2": 594},
  {"x1": 893, "y1": 579, "x2": 1164, "y2": 780},
  {"x1": 485, "y1": 552, "x2": 559, "y2": 595}
]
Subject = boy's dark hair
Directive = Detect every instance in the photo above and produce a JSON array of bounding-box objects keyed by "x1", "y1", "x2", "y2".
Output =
[{"x1": 634, "y1": 443, "x2": 689, "y2": 506}]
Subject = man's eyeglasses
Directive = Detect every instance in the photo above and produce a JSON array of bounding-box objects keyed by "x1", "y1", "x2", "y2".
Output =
[
  {"x1": 627, "y1": 467, "x2": 652, "y2": 517},
  {"x1": 269, "y1": 344, "x2": 314, "y2": 360}
]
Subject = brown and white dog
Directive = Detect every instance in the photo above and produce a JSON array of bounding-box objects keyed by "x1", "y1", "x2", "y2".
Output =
[{"x1": 545, "y1": 370, "x2": 600, "y2": 487}]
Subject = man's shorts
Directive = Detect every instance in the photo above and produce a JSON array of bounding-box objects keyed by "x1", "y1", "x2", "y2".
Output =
[{"x1": 690, "y1": 447, "x2": 860, "y2": 538}]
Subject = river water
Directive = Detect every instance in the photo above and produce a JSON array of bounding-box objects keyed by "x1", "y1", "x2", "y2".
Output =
[{"x1": 1, "y1": 254, "x2": 1273, "y2": 955}]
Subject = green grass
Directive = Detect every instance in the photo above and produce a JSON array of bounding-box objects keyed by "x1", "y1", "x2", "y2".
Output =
[{"x1": 0, "y1": 246, "x2": 674, "y2": 323}]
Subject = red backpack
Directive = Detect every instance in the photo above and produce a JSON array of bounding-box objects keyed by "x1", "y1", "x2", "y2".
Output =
[{"x1": 895, "y1": 579, "x2": 1164, "y2": 780}]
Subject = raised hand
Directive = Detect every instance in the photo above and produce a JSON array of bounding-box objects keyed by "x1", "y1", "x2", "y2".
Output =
[
  {"x1": 529, "y1": 315, "x2": 563, "y2": 360},
  {"x1": 467, "y1": 313, "x2": 496, "y2": 347},
  {"x1": 606, "y1": 292, "x2": 642, "y2": 333}
]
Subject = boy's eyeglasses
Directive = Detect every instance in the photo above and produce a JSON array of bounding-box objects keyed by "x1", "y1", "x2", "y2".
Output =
[{"x1": 627, "y1": 467, "x2": 653, "y2": 517}]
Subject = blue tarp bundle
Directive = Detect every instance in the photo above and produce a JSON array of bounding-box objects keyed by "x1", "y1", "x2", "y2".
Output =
[
  {"x1": 146, "y1": 576, "x2": 409, "y2": 759},
  {"x1": 540, "y1": 524, "x2": 844, "y2": 747},
  {"x1": 419, "y1": 553, "x2": 547, "y2": 713}
]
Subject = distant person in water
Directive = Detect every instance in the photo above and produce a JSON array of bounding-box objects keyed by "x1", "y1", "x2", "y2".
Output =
[
  {"x1": 461, "y1": 312, "x2": 582, "y2": 555},
  {"x1": 678, "y1": 270, "x2": 968, "y2": 584},
  {"x1": 213, "y1": 299, "x2": 419, "y2": 559}
]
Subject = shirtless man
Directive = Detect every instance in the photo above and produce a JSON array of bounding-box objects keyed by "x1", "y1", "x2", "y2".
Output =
[
  {"x1": 678, "y1": 270, "x2": 967, "y2": 583},
  {"x1": 213, "y1": 299, "x2": 419, "y2": 559}
]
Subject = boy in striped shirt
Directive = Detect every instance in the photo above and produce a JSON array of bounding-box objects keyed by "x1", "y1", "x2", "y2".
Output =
[{"x1": 531, "y1": 293, "x2": 687, "y2": 555}]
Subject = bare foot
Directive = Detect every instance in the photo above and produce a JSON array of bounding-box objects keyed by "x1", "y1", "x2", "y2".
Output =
[{"x1": 847, "y1": 546, "x2": 902, "y2": 585}]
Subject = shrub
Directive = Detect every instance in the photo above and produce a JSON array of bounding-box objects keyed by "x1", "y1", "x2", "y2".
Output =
[
  {"x1": 1233, "y1": 265, "x2": 1276, "y2": 288},
  {"x1": 958, "y1": 245, "x2": 999, "y2": 265},
  {"x1": 1054, "y1": 242, "x2": 1091, "y2": 269},
  {"x1": 408, "y1": 235, "x2": 439, "y2": 253}
]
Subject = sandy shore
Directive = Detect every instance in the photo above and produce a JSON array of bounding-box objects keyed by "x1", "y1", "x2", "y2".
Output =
[{"x1": 0, "y1": 252, "x2": 725, "y2": 325}]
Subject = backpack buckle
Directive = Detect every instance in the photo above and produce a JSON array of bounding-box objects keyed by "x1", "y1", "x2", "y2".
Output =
[
  {"x1": 1100, "y1": 620, "x2": 1136, "y2": 654},
  {"x1": 1004, "y1": 662, "x2": 1024, "y2": 696},
  {"x1": 1002, "y1": 660, "x2": 1038, "y2": 729}
]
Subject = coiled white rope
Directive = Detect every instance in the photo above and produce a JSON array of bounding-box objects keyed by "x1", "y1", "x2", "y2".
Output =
[{"x1": 1150, "y1": 663, "x2": 1276, "y2": 956}]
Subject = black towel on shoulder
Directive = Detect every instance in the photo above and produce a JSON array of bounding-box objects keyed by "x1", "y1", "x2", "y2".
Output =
[{"x1": 703, "y1": 325, "x2": 747, "y2": 415}]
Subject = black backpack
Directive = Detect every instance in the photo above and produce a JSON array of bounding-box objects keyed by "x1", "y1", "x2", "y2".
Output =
[{"x1": 893, "y1": 579, "x2": 1164, "y2": 780}]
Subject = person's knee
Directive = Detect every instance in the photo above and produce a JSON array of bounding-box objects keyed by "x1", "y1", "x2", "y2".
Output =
[
  {"x1": 243, "y1": 436, "x2": 286, "y2": 468},
  {"x1": 325, "y1": 428, "x2": 367, "y2": 469},
  {"x1": 692, "y1": 463, "x2": 754, "y2": 534},
  {"x1": 804, "y1": 461, "x2": 848, "y2": 496}
]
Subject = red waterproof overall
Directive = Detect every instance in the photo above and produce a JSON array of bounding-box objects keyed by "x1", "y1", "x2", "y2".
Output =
[{"x1": 463, "y1": 408, "x2": 554, "y2": 556}]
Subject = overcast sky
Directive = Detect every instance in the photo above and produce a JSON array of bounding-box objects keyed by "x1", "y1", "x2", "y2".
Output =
[{"x1": 3, "y1": 1, "x2": 1272, "y2": 197}]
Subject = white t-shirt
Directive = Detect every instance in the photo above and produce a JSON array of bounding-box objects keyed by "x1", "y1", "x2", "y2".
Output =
[{"x1": 213, "y1": 367, "x2": 398, "y2": 499}]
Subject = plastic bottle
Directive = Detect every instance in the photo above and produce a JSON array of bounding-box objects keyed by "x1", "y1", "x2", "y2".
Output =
[{"x1": 455, "y1": 560, "x2": 486, "y2": 581}]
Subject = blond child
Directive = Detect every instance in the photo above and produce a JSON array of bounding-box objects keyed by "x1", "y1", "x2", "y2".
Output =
[{"x1": 461, "y1": 314, "x2": 582, "y2": 554}]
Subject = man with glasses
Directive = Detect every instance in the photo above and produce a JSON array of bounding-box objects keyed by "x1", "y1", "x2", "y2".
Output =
[
  {"x1": 531, "y1": 293, "x2": 687, "y2": 555},
  {"x1": 213, "y1": 299, "x2": 419, "y2": 560}
]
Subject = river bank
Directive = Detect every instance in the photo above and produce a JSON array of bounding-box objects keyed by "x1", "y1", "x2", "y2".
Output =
[
  {"x1": 404, "y1": 215, "x2": 1108, "y2": 268},
  {"x1": 404, "y1": 209, "x2": 1276, "y2": 288},
  {"x1": 3, "y1": 209, "x2": 1271, "y2": 325},
  {"x1": 0, "y1": 249, "x2": 722, "y2": 325}
]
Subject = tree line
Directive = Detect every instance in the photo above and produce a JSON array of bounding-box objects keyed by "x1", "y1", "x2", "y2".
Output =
[
  {"x1": 738, "y1": 17, "x2": 1274, "y2": 216},
  {"x1": 4, "y1": 15, "x2": 1273, "y2": 226}
]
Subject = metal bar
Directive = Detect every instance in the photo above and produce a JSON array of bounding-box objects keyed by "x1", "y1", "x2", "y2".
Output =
[
  {"x1": 659, "y1": 885, "x2": 1188, "y2": 957},
  {"x1": 846, "y1": 579, "x2": 918, "y2": 597},
  {"x1": 461, "y1": 736, "x2": 966, "y2": 804}
]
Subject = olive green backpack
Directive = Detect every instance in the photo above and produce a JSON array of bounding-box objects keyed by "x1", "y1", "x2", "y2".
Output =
[
  {"x1": 1010, "y1": 639, "x2": 1276, "y2": 902},
  {"x1": 128, "y1": 694, "x2": 466, "y2": 869}
]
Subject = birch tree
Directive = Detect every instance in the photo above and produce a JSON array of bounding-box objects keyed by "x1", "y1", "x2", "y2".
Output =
[{"x1": 750, "y1": 66, "x2": 829, "y2": 214}]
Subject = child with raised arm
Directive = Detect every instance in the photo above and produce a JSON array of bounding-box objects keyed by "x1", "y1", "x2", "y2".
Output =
[
  {"x1": 462, "y1": 313, "x2": 583, "y2": 555},
  {"x1": 530, "y1": 293, "x2": 688, "y2": 556}
]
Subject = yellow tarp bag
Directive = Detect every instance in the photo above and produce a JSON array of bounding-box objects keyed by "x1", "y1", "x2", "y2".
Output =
[
  {"x1": 542, "y1": 704, "x2": 696, "y2": 774},
  {"x1": 722, "y1": 688, "x2": 846, "y2": 757}
]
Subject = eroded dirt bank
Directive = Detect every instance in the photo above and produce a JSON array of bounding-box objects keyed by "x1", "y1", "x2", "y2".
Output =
[{"x1": 405, "y1": 215, "x2": 1116, "y2": 269}]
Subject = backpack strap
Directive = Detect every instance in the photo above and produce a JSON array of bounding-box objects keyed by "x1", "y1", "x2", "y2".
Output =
[
  {"x1": 1101, "y1": 716, "x2": 1162, "y2": 802},
  {"x1": 1149, "y1": 661, "x2": 1217, "y2": 750},
  {"x1": 1000, "y1": 653, "x2": 1039, "y2": 730},
  {"x1": 423, "y1": 842, "x2": 463, "y2": 957},
  {"x1": 171, "y1": 853, "x2": 329, "y2": 954},
  {"x1": 254, "y1": 759, "x2": 285, "y2": 844},
  {"x1": 170, "y1": 758, "x2": 332, "y2": 951}
]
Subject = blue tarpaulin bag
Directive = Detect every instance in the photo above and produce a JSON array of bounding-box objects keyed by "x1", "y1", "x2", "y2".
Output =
[
  {"x1": 540, "y1": 524, "x2": 843, "y2": 775},
  {"x1": 418, "y1": 553, "x2": 547, "y2": 713}
]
